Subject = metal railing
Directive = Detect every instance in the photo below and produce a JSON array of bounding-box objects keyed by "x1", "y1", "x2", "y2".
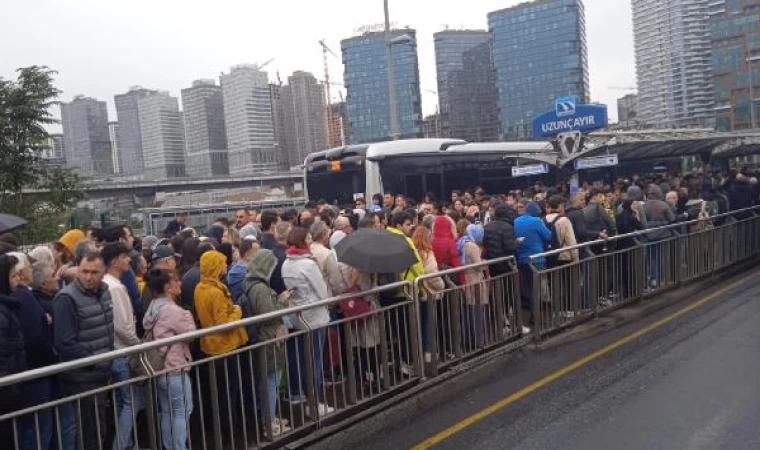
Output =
[
  {"x1": 3, "y1": 206, "x2": 760, "y2": 449},
  {"x1": 528, "y1": 205, "x2": 760, "y2": 338}
]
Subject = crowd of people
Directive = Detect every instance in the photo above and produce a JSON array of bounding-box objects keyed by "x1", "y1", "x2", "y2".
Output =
[{"x1": 0, "y1": 167, "x2": 758, "y2": 449}]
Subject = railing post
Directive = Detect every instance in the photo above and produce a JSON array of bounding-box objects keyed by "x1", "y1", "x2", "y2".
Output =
[
  {"x1": 208, "y1": 361, "x2": 223, "y2": 450},
  {"x1": 303, "y1": 326, "x2": 318, "y2": 423},
  {"x1": 531, "y1": 264, "x2": 541, "y2": 341},
  {"x1": 407, "y1": 282, "x2": 423, "y2": 380}
]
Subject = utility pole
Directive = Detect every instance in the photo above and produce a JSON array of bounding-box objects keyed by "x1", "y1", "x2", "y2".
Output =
[{"x1": 384, "y1": 0, "x2": 400, "y2": 140}]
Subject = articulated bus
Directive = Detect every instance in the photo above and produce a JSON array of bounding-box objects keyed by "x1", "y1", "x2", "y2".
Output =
[{"x1": 304, "y1": 139, "x2": 560, "y2": 206}]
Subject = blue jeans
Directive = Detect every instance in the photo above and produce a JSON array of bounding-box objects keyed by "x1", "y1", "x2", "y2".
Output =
[
  {"x1": 157, "y1": 373, "x2": 193, "y2": 450},
  {"x1": 111, "y1": 357, "x2": 145, "y2": 450},
  {"x1": 647, "y1": 243, "x2": 661, "y2": 286},
  {"x1": 59, "y1": 386, "x2": 101, "y2": 450},
  {"x1": 19, "y1": 378, "x2": 53, "y2": 450},
  {"x1": 287, "y1": 328, "x2": 326, "y2": 402},
  {"x1": 265, "y1": 370, "x2": 282, "y2": 424}
]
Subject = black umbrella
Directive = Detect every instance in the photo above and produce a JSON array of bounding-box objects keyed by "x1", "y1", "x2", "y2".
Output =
[
  {"x1": 334, "y1": 228, "x2": 418, "y2": 274},
  {"x1": 0, "y1": 214, "x2": 28, "y2": 233}
]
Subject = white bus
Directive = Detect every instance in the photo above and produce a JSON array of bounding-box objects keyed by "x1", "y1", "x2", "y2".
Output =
[{"x1": 304, "y1": 139, "x2": 560, "y2": 205}]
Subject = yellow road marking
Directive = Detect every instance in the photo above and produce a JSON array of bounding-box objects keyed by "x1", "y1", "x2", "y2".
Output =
[{"x1": 410, "y1": 274, "x2": 754, "y2": 449}]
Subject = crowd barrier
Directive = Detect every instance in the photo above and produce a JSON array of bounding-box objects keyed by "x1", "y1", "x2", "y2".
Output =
[
  {"x1": 2, "y1": 206, "x2": 759, "y2": 449},
  {"x1": 529, "y1": 206, "x2": 760, "y2": 339}
]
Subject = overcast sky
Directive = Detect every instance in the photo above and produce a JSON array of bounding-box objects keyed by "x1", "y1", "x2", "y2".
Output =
[{"x1": 1, "y1": 0, "x2": 635, "y2": 130}]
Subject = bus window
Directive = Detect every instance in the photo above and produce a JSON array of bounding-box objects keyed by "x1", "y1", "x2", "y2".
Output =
[
  {"x1": 306, "y1": 168, "x2": 365, "y2": 206},
  {"x1": 405, "y1": 174, "x2": 424, "y2": 202}
]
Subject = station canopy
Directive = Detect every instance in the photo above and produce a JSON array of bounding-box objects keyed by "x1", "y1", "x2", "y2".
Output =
[{"x1": 559, "y1": 128, "x2": 760, "y2": 167}]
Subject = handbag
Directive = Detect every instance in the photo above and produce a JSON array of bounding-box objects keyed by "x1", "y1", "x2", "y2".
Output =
[{"x1": 340, "y1": 285, "x2": 373, "y2": 318}]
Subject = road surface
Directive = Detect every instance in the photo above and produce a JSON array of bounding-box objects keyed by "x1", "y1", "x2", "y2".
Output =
[{"x1": 343, "y1": 268, "x2": 760, "y2": 450}]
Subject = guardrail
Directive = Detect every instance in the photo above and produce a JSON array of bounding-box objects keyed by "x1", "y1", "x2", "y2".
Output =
[
  {"x1": 528, "y1": 205, "x2": 760, "y2": 339},
  {"x1": 2, "y1": 206, "x2": 760, "y2": 449}
]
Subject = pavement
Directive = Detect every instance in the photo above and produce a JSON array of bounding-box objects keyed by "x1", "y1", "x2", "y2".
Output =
[{"x1": 309, "y1": 265, "x2": 760, "y2": 450}]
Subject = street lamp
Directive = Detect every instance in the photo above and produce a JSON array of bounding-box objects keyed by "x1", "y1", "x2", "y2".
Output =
[{"x1": 384, "y1": 0, "x2": 412, "y2": 140}]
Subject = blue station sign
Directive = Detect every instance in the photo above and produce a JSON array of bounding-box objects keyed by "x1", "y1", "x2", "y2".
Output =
[{"x1": 532, "y1": 96, "x2": 608, "y2": 138}]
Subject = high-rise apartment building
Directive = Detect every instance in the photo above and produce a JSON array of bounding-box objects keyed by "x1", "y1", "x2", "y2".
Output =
[
  {"x1": 114, "y1": 86, "x2": 157, "y2": 175},
  {"x1": 617, "y1": 94, "x2": 638, "y2": 123},
  {"x1": 434, "y1": 30, "x2": 499, "y2": 142},
  {"x1": 181, "y1": 79, "x2": 228, "y2": 177},
  {"x1": 632, "y1": 0, "x2": 714, "y2": 128},
  {"x1": 281, "y1": 71, "x2": 329, "y2": 168},
  {"x1": 423, "y1": 113, "x2": 443, "y2": 139},
  {"x1": 137, "y1": 92, "x2": 186, "y2": 179},
  {"x1": 60, "y1": 95, "x2": 113, "y2": 177},
  {"x1": 221, "y1": 65, "x2": 278, "y2": 174},
  {"x1": 108, "y1": 122, "x2": 122, "y2": 174},
  {"x1": 36, "y1": 134, "x2": 65, "y2": 168},
  {"x1": 488, "y1": 0, "x2": 589, "y2": 140},
  {"x1": 270, "y1": 83, "x2": 289, "y2": 170},
  {"x1": 341, "y1": 29, "x2": 423, "y2": 143},
  {"x1": 327, "y1": 101, "x2": 349, "y2": 148},
  {"x1": 710, "y1": 0, "x2": 760, "y2": 131}
]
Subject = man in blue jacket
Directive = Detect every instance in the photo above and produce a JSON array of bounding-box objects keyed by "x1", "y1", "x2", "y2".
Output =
[{"x1": 514, "y1": 202, "x2": 552, "y2": 328}]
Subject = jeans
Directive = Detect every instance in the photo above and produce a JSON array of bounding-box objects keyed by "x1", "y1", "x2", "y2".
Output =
[
  {"x1": 157, "y1": 373, "x2": 193, "y2": 450},
  {"x1": 110, "y1": 357, "x2": 145, "y2": 450},
  {"x1": 287, "y1": 328, "x2": 326, "y2": 402},
  {"x1": 265, "y1": 370, "x2": 282, "y2": 424},
  {"x1": 19, "y1": 377, "x2": 53, "y2": 450},
  {"x1": 59, "y1": 386, "x2": 102, "y2": 450},
  {"x1": 647, "y1": 243, "x2": 661, "y2": 287},
  {"x1": 420, "y1": 303, "x2": 430, "y2": 353},
  {"x1": 462, "y1": 304, "x2": 486, "y2": 350}
]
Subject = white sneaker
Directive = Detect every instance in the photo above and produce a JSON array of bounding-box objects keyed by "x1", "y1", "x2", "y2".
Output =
[
  {"x1": 399, "y1": 362, "x2": 416, "y2": 376},
  {"x1": 560, "y1": 311, "x2": 575, "y2": 319},
  {"x1": 521, "y1": 325, "x2": 531, "y2": 335},
  {"x1": 305, "y1": 402, "x2": 335, "y2": 418},
  {"x1": 270, "y1": 418, "x2": 291, "y2": 436},
  {"x1": 424, "y1": 352, "x2": 432, "y2": 363}
]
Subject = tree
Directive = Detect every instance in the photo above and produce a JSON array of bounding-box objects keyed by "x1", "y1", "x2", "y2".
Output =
[{"x1": 0, "y1": 66, "x2": 86, "y2": 243}]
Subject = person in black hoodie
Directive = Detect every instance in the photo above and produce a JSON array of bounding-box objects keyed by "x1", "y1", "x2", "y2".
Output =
[
  {"x1": 0, "y1": 254, "x2": 26, "y2": 444},
  {"x1": 483, "y1": 203, "x2": 519, "y2": 276},
  {"x1": 8, "y1": 252, "x2": 56, "y2": 450},
  {"x1": 566, "y1": 194, "x2": 606, "y2": 247}
]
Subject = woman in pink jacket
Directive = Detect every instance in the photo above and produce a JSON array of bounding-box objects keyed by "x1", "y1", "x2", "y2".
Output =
[{"x1": 142, "y1": 269, "x2": 197, "y2": 450}]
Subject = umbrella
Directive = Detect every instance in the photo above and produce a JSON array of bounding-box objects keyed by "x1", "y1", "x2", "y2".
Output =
[
  {"x1": 0, "y1": 214, "x2": 28, "y2": 234},
  {"x1": 334, "y1": 228, "x2": 418, "y2": 274}
]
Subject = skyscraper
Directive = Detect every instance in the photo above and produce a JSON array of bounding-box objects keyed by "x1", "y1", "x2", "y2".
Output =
[
  {"x1": 138, "y1": 92, "x2": 186, "y2": 179},
  {"x1": 269, "y1": 83, "x2": 289, "y2": 170},
  {"x1": 423, "y1": 113, "x2": 443, "y2": 139},
  {"x1": 60, "y1": 95, "x2": 113, "y2": 177},
  {"x1": 114, "y1": 86, "x2": 157, "y2": 175},
  {"x1": 281, "y1": 71, "x2": 329, "y2": 168},
  {"x1": 434, "y1": 30, "x2": 499, "y2": 142},
  {"x1": 488, "y1": 0, "x2": 589, "y2": 140},
  {"x1": 221, "y1": 65, "x2": 278, "y2": 174},
  {"x1": 632, "y1": 0, "x2": 714, "y2": 128},
  {"x1": 617, "y1": 94, "x2": 638, "y2": 123},
  {"x1": 341, "y1": 29, "x2": 423, "y2": 143},
  {"x1": 327, "y1": 101, "x2": 349, "y2": 148},
  {"x1": 710, "y1": 0, "x2": 760, "y2": 131},
  {"x1": 181, "y1": 79, "x2": 228, "y2": 177},
  {"x1": 108, "y1": 122, "x2": 122, "y2": 174}
]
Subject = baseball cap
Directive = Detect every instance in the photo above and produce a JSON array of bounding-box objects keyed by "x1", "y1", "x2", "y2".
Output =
[{"x1": 151, "y1": 245, "x2": 181, "y2": 262}]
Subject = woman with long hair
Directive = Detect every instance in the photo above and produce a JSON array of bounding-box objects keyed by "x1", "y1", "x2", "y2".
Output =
[
  {"x1": 142, "y1": 269, "x2": 196, "y2": 450},
  {"x1": 456, "y1": 223, "x2": 488, "y2": 350},
  {"x1": 412, "y1": 227, "x2": 445, "y2": 363}
]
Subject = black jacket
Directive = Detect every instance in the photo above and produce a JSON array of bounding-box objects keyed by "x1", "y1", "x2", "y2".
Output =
[
  {"x1": 0, "y1": 294, "x2": 26, "y2": 378},
  {"x1": 16, "y1": 287, "x2": 55, "y2": 369},
  {"x1": 181, "y1": 263, "x2": 201, "y2": 313},
  {"x1": 566, "y1": 206, "x2": 599, "y2": 243},
  {"x1": 483, "y1": 205, "x2": 518, "y2": 275}
]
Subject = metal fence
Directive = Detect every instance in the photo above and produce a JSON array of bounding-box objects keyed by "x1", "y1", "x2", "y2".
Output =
[
  {"x1": 2, "y1": 207, "x2": 760, "y2": 450},
  {"x1": 529, "y1": 206, "x2": 760, "y2": 339}
]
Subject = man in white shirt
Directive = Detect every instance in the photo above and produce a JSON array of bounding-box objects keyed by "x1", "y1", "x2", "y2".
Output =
[{"x1": 101, "y1": 242, "x2": 144, "y2": 450}]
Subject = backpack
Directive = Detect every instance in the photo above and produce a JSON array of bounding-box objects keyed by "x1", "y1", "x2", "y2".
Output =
[
  {"x1": 235, "y1": 283, "x2": 259, "y2": 344},
  {"x1": 340, "y1": 285, "x2": 373, "y2": 318},
  {"x1": 542, "y1": 215, "x2": 563, "y2": 268}
]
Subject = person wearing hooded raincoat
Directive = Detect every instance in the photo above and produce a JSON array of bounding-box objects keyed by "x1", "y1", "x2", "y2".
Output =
[
  {"x1": 243, "y1": 249, "x2": 292, "y2": 436},
  {"x1": 194, "y1": 250, "x2": 248, "y2": 435},
  {"x1": 514, "y1": 202, "x2": 552, "y2": 326},
  {"x1": 456, "y1": 224, "x2": 488, "y2": 349}
]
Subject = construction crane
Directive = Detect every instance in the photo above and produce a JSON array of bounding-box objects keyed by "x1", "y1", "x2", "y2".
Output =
[
  {"x1": 319, "y1": 39, "x2": 342, "y2": 146},
  {"x1": 255, "y1": 58, "x2": 275, "y2": 70}
]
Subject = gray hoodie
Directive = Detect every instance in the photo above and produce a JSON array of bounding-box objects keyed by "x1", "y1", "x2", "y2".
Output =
[{"x1": 644, "y1": 185, "x2": 676, "y2": 241}]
